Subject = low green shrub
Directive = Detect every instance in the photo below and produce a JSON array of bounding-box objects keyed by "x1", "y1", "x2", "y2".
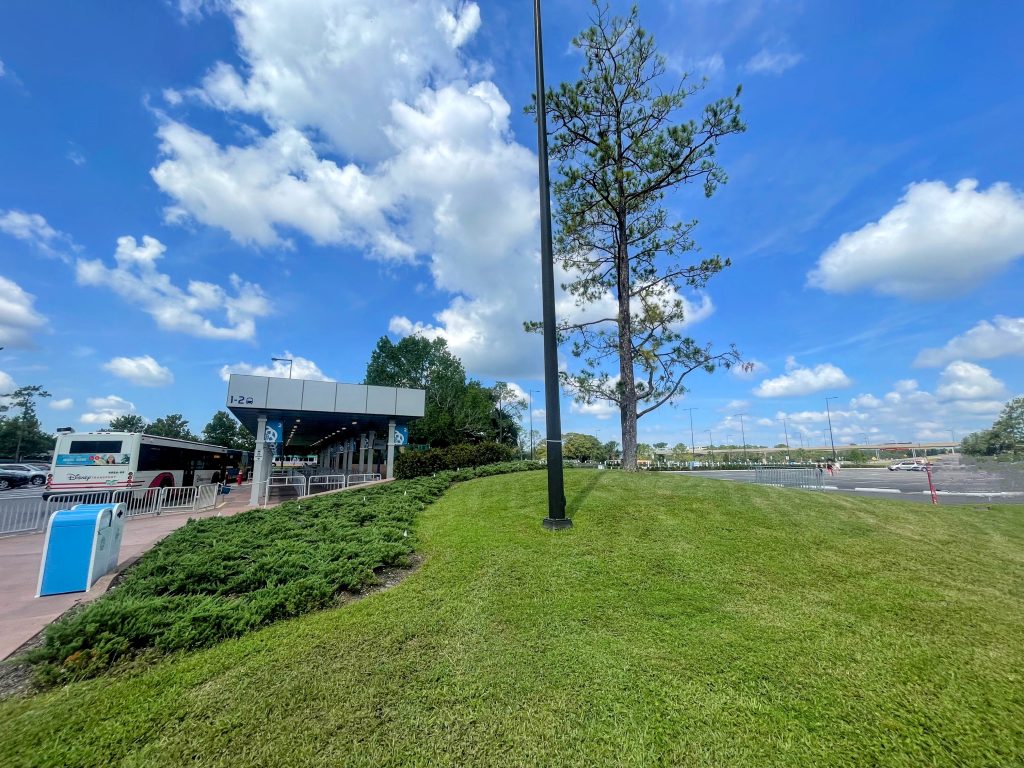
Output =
[
  {"x1": 395, "y1": 442, "x2": 519, "y2": 479},
  {"x1": 26, "y1": 462, "x2": 541, "y2": 685}
]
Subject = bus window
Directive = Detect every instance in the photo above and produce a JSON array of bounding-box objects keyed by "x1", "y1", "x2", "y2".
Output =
[{"x1": 69, "y1": 439, "x2": 124, "y2": 454}]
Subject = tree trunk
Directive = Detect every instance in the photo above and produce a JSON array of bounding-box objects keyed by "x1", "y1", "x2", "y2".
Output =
[{"x1": 616, "y1": 220, "x2": 639, "y2": 471}]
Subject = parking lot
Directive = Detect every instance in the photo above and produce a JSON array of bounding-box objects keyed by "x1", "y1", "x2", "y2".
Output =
[{"x1": 676, "y1": 459, "x2": 1023, "y2": 505}]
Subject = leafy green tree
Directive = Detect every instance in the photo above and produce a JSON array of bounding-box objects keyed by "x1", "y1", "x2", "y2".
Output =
[
  {"x1": 530, "y1": 2, "x2": 746, "y2": 472},
  {"x1": 364, "y1": 335, "x2": 514, "y2": 448},
  {"x1": 146, "y1": 414, "x2": 198, "y2": 441},
  {"x1": 108, "y1": 414, "x2": 147, "y2": 432},
  {"x1": 563, "y1": 432, "x2": 605, "y2": 462},
  {"x1": 636, "y1": 443, "x2": 654, "y2": 460},
  {"x1": 0, "y1": 384, "x2": 53, "y2": 460},
  {"x1": 492, "y1": 382, "x2": 526, "y2": 447},
  {"x1": 671, "y1": 442, "x2": 690, "y2": 462},
  {"x1": 964, "y1": 396, "x2": 1024, "y2": 457},
  {"x1": 202, "y1": 410, "x2": 251, "y2": 448}
]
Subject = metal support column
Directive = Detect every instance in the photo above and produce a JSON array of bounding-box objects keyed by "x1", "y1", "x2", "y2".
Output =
[
  {"x1": 386, "y1": 420, "x2": 396, "y2": 480},
  {"x1": 250, "y1": 415, "x2": 268, "y2": 506}
]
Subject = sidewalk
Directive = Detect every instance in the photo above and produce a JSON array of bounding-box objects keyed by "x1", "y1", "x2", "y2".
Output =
[{"x1": 0, "y1": 486, "x2": 259, "y2": 660}]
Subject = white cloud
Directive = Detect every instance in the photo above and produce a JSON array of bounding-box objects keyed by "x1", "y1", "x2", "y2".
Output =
[
  {"x1": 850, "y1": 393, "x2": 882, "y2": 409},
  {"x1": 808, "y1": 179, "x2": 1024, "y2": 299},
  {"x1": 218, "y1": 352, "x2": 331, "y2": 382},
  {"x1": 570, "y1": 399, "x2": 619, "y2": 420},
  {"x1": 0, "y1": 275, "x2": 47, "y2": 347},
  {"x1": 178, "y1": 0, "x2": 480, "y2": 161},
  {"x1": 76, "y1": 235, "x2": 270, "y2": 341},
  {"x1": 103, "y1": 355, "x2": 175, "y2": 387},
  {"x1": 0, "y1": 210, "x2": 75, "y2": 260},
  {"x1": 756, "y1": 417, "x2": 774, "y2": 427},
  {"x1": 50, "y1": 398, "x2": 74, "y2": 410},
  {"x1": 730, "y1": 359, "x2": 766, "y2": 380},
  {"x1": 80, "y1": 395, "x2": 136, "y2": 425},
  {"x1": 695, "y1": 52, "x2": 725, "y2": 76},
  {"x1": 0, "y1": 371, "x2": 15, "y2": 401},
  {"x1": 935, "y1": 361, "x2": 1006, "y2": 401},
  {"x1": 0, "y1": 59, "x2": 5, "y2": 77},
  {"x1": 745, "y1": 49, "x2": 802, "y2": 74},
  {"x1": 754, "y1": 356, "x2": 851, "y2": 397},
  {"x1": 722, "y1": 399, "x2": 750, "y2": 412},
  {"x1": 915, "y1": 315, "x2": 1024, "y2": 367}
]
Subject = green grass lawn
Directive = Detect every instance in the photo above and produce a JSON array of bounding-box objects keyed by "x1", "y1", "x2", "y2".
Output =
[{"x1": 2, "y1": 470, "x2": 1023, "y2": 766}]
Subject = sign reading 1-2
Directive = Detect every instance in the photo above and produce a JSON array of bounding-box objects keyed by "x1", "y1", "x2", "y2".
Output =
[{"x1": 229, "y1": 395, "x2": 255, "y2": 405}]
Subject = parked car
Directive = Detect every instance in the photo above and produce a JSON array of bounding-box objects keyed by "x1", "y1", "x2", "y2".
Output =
[
  {"x1": 0, "y1": 468, "x2": 32, "y2": 491},
  {"x1": 889, "y1": 459, "x2": 931, "y2": 471},
  {"x1": 0, "y1": 463, "x2": 48, "y2": 486}
]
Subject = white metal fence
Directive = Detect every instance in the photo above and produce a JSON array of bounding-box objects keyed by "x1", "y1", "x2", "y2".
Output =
[
  {"x1": 255, "y1": 472, "x2": 385, "y2": 506},
  {"x1": 0, "y1": 483, "x2": 225, "y2": 538},
  {"x1": 307, "y1": 475, "x2": 347, "y2": 495},
  {"x1": 753, "y1": 466, "x2": 824, "y2": 490},
  {"x1": 345, "y1": 473, "x2": 382, "y2": 487}
]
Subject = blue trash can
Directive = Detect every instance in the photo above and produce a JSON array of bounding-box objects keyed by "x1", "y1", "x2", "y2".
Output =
[{"x1": 36, "y1": 503, "x2": 126, "y2": 597}]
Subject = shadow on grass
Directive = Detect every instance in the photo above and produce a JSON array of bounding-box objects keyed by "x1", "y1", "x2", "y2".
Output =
[{"x1": 567, "y1": 469, "x2": 605, "y2": 515}]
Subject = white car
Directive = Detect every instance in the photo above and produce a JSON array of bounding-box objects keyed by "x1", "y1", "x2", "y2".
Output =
[{"x1": 889, "y1": 459, "x2": 929, "y2": 471}]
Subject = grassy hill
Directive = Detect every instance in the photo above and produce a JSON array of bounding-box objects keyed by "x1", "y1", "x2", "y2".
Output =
[{"x1": 2, "y1": 470, "x2": 1022, "y2": 766}]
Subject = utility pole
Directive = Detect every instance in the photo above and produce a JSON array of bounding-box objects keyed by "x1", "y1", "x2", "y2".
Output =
[
  {"x1": 705, "y1": 430, "x2": 714, "y2": 466},
  {"x1": 683, "y1": 407, "x2": 697, "y2": 466},
  {"x1": 533, "y1": 0, "x2": 569, "y2": 530},
  {"x1": 781, "y1": 416, "x2": 790, "y2": 451},
  {"x1": 825, "y1": 396, "x2": 838, "y2": 461},
  {"x1": 734, "y1": 413, "x2": 748, "y2": 463},
  {"x1": 529, "y1": 389, "x2": 538, "y2": 460}
]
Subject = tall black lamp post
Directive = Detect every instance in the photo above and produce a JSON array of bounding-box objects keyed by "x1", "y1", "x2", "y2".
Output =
[{"x1": 533, "y1": 0, "x2": 570, "y2": 530}]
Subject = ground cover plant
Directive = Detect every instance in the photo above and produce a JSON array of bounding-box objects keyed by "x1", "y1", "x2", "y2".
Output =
[
  {"x1": 394, "y1": 442, "x2": 525, "y2": 478},
  {"x1": 23, "y1": 461, "x2": 541, "y2": 684},
  {"x1": 2, "y1": 470, "x2": 1022, "y2": 766}
]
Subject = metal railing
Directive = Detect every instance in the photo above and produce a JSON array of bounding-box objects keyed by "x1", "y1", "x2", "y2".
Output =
[
  {"x1": 254, "y1": 472, "x2": 384, "y2": 505},
  {"x1": 753, "y1": 466, "x2": 824, "y2": 490},
  {"x1": 345, "y1": 473, "x2": 382, "y2": 487},
  {"x1": 307, "y1": 475, "x2": 347, "y2": 495},
  {"x1": 0, "y1": 483, "x2": 225, "y2": 538}
]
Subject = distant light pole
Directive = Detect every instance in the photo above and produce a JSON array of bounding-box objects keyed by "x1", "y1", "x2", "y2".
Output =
[
  {"x1": 533, "y1": 0, "x2": 569, "y2": 530},
  {"x1": 781, "y1": 416, "x2": 790, "y2": 451},
  {"x1": 683, "y1": 407, "x2": 698, "y2": 464},
  {"x1": 271, "y1": 357, "x2": 293, "y2": 379},
  {"x1": 528, "y1": 387, "x2": 536, "y2": 460},
  {"x1": 734, "y1": 413, "x2": 748, "y2": 463},
  {"x1": 705, "y1": 429, "x2": 714, "y2": 466},
  {"x1": 824, "y1": 396, "x2": 838, "y2": 461}
]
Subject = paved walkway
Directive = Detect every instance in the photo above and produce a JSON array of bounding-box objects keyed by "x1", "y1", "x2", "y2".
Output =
[{"x1": 0, "y1": 486, "x2": 259, "y2": 660}]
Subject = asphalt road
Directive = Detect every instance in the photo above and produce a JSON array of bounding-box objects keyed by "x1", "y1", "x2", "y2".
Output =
[
  {"x1": 0, "y1": 485, "x2": 45, "y2": 500},
  {"x1": 674, "y1": 467, "x2": 1024, "y2": 505}
]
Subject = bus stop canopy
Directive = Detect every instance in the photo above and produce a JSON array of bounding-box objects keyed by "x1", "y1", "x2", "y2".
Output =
[{"x1": 225, "y1": 374, "x2": 425, "y2": 454}]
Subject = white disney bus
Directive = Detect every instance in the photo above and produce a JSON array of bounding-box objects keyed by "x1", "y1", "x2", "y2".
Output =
[{"x1": 45, "y1": 432, "x2": 234, "y2": 498}]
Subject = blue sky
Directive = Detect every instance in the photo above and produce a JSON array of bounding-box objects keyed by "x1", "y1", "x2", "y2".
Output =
[{"x1": 1, "y1": 0, "x2": 1022, "y2": 450}]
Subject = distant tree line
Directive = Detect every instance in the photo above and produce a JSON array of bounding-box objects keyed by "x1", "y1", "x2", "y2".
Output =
[{"x1": 962, "y1": 397, "x2": 1023, "y2": 458}]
